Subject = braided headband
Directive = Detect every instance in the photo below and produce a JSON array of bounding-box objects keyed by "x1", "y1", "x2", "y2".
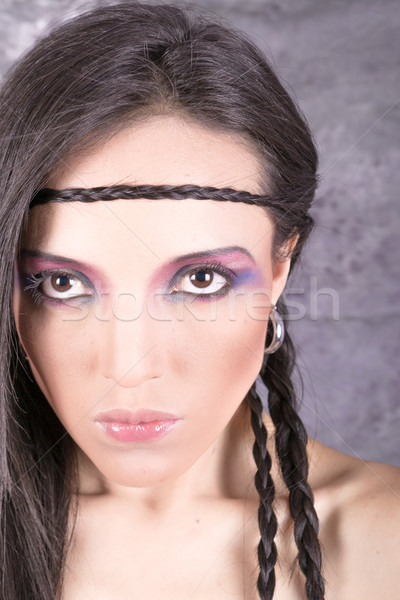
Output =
[
  {"x1": 29, "y1": 183, "x2": 309, "y2": 219},
  {"x1": 31, "y1": 184, "x2": 273, "y2": 207}
]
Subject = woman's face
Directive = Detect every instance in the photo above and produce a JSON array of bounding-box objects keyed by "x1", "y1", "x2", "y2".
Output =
[{"x1": 13, "y1": 116, "x2": 290, "y2": 489}]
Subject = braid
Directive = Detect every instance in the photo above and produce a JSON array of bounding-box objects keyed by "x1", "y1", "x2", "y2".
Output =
[
  {"x1": 258, "y1": 301, "x2": 325, "y2": 599},
  {"x1": 29, "y1": 184, "x2": 313, "y2": 227},
  {"x1": 247, "y1": 386, "x2": 278, "y2": 600},
  {"x1": 32, "y1": 183, "x2": 274, "y2": 206}
]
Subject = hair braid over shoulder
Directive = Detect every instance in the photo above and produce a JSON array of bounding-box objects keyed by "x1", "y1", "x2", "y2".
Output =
[
  {"x1": 247, "y1": 386, "x2": 278, "y2": 600},
  {"x1": 257, "y1": 299, "x2": 326, "y2": 599}
]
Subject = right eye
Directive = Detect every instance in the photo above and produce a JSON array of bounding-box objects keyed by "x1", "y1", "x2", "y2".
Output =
[
  {"x1": 25, "y1": 270, "x2": 94, "y2": 303},
  {"x1": 41, "y1": 272, "x2": 91, "y2": 300}
]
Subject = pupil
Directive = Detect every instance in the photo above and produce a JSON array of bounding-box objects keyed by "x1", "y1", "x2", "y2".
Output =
[
  {"x1": 53, "y1": 274, "x2": 71, "y2": 291},
  {"x1": 190, "y1": 269, "x2": 212, "y2": 288}
]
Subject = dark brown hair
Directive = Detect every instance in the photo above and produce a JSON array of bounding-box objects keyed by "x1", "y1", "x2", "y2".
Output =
[{"x1": 0, "y1": 3, "x2": 324, "y2": 598}]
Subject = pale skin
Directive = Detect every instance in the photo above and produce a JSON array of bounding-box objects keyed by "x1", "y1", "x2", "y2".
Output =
[{"x1": 13, "y1": 116, "x2": 400, "y2": 599}]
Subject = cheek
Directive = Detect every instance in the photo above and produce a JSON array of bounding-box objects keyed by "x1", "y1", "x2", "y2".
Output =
[
  {"x1": 14, "y1": 297, "x2": 95, "y2": 416},
  {"x1": 172, "y1": 291, "x2": 270, "y2": 398}
]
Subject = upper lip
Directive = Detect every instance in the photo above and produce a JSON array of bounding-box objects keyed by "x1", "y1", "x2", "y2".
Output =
[{"x1": 94, "y1": 408, "x2": 179, "y2": 424}]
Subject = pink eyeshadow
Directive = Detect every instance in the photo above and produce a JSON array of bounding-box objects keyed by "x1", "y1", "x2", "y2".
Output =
[
  {"x1": 17, "y1": 252, "x2": 109, "y2": 292},
  {"x1": 147, "y1": 250, "x2": 260, "y2": 293}
]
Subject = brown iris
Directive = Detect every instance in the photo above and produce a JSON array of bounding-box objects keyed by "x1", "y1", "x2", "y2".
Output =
[
  {"x1": 189, "y1": 268, "x2": 213, "y2": 289},
  {"x1": 50, "y1": 273, "x2": 73, "y2": 292}
]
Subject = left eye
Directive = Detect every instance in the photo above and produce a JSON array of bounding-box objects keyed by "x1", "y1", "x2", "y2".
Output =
[
  {"x1": 172, "y1": 267, "x2": 229, "y2": 295},
  {"x1": 41, "y1": 272, "x2": 91, "y2": 299}
]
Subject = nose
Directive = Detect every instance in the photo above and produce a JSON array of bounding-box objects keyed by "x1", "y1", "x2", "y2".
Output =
[{"x1": 98, "y1": 303, "x2": 168, "y2": 387}]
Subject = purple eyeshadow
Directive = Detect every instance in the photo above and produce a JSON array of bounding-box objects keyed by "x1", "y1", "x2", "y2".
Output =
[
  {"x1": 233, "y1": 268, "x2": 262, "y2": 288},
  {"x1": 147, "y1": 249, "x2": 259, "y2": 293}
]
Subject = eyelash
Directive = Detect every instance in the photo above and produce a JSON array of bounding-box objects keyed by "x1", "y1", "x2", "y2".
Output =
[
  {"x1": 169, "y1": 260, "x2": 236, "y2": 299},
  {"x1": 22, "y1": 260, "x2": 237, "y2": 305},
  {"x1": 23, "y1": 269, "x2": 93, "y2": 305}
]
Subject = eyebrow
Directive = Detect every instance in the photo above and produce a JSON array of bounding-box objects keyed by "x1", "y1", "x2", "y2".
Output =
[
  {"x1": 19, "y1": 245, "x2": 256, "y2": 267},
  {"x1": 167, "y1": 245, "x2": 256, "y2": 264},
  {"x1": 19, "y1": 249, "x2": 95, "y2": 270}
]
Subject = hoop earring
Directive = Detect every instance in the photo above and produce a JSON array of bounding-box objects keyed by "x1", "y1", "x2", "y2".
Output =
[{"x1": 264, "y1": 306, "x2": 285, "y2": 354}]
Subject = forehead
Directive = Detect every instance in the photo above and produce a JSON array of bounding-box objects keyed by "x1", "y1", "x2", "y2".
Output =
[{"x1": 47, "y1": 115, "x2": 265, "y2": 192}]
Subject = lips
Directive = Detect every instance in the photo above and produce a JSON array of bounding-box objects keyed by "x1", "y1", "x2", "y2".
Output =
[{"x1": 93, "y1": 408, "x2": 180, "y2": 443}]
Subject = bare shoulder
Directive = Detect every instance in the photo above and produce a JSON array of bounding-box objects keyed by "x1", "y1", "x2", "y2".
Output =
[{"x1": 307, "y1": 438, "x2": 400, "y2": 599}]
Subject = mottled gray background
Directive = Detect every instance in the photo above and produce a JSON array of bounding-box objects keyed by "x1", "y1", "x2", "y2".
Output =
[{"x1": 1, "y1": 0, "x2": 399, "y2": 466}]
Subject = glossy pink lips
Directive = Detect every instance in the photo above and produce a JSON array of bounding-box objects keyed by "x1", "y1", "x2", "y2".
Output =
[{"x1": 94, "y1": 409, "x2": 180, "y2": 443}]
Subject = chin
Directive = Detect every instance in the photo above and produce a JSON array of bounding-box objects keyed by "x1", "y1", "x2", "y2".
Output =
[
  {"x1": 108, "y1": 468, "x2": 174, "y2": 489},
  {"x1": 83, "y1": 451, "x2": 187, "y2": 491}
]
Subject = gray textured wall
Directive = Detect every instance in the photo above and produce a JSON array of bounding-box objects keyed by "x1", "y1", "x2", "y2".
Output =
[{"x1": 1, "y1": 0, "x2": 399, "y2": 466}]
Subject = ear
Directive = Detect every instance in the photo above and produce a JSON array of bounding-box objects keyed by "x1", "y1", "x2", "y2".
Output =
[{"x1": 270, "y1": 234, "x2": 298, "y2": 307}]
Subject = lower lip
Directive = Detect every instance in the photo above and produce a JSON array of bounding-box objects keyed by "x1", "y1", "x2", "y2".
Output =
[{"x1": 97, "y1": 419, "x2": 180, "y2": 443}]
